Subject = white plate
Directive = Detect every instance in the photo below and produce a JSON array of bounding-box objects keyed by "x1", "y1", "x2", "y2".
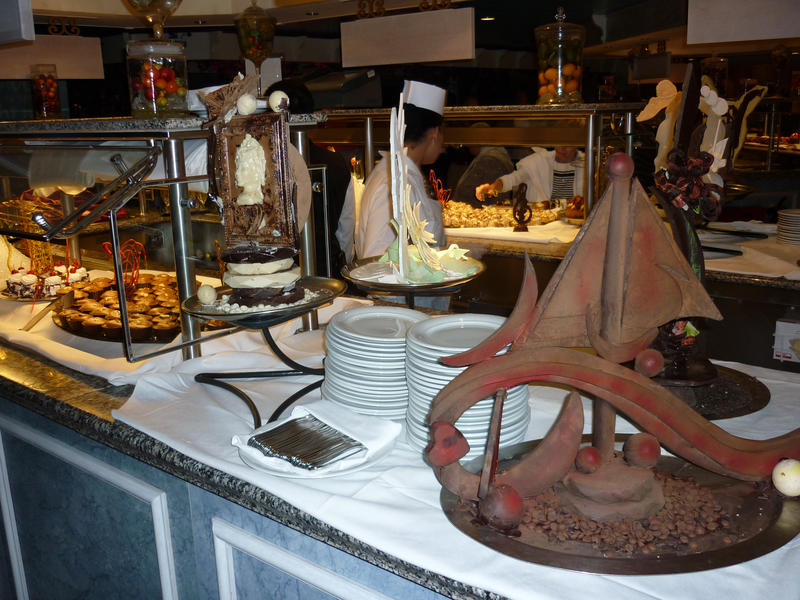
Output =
[
  {"x1": 324, "y1": 396, "x2": 407, "y2": 419},
  {"x1": 325, "y1": 325, "x2": 409, "y2": 350},
  {"x1": 325, "y1": 357, "x2": 406, "y2": 379},
  {"x1": 406, "y1": 396, "x2": 529, "y2": 426},
  {"x1": 329, "y1": 306, "x2": 428, "y2": 342},
  {"x1": 406, "y1": 314, "x2": 505, "y2": 353},
  {"x1": 405, "y1": 375, "x2": 529, "y2": 403},
  {"x1": 325, "y1": 358, "x2": 407, "y2": 382},
  {"x1": 324, "y1": 335, "x2": 406, "y2": 363},
  {"x1": 322, "y1": 377, "x2": 408, "y2": 400},
  {"x1": 325, "y1": 328, "x2": 407, "y2": 354}
]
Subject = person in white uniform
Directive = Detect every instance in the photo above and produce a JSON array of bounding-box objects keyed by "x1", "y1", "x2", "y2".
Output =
[
  {"x1": 474, "y1": 146, "x2": 584, "y2": 205},
  {"x1": 336, "y1": 80, "x2": 447, "y2": 261}
]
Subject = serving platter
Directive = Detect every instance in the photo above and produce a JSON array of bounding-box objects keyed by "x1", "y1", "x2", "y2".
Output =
[
  {"x1": 441, "y1": 437, "x2": 800, "y2": 575},
  {"x1": 182, "y1": 276, "x2": 345, "y2": 328},
  {"x1": 341, "y1": 256, "x2": 485, "y2": 294}
]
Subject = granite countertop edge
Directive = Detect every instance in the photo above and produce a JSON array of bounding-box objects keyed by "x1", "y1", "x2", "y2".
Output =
[{"x1": 0, "y1": 338, "x2": 503, "y2": 600}]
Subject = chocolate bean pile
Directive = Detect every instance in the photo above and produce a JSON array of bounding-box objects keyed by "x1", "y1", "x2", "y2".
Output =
[{"x1": 519, "y1": 472, "x2": 732, "y2": 556}]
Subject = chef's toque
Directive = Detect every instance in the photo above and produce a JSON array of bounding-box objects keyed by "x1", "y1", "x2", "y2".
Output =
[{"x1": 402, "y1": 80, "x2": 446, "y2": 116}]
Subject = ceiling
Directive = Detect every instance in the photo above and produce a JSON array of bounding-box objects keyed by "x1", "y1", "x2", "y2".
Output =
[
  {"x1": 34, "y1": 0, "x2": 681, "y2": 51},
  {"x1": 33, "y1": 0, "x2": 797, "y2": 59}
]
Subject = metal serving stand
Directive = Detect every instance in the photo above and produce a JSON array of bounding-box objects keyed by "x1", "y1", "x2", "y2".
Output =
[
  {"x1": 0, "y1": 136, "x2": 239, "y2": 363},
  {"x1": 0, "y1": 116, "x2": 213, "y2": 361},
  {"x1": 0, "y1": 114, "x2": 332, "y2": 364}
]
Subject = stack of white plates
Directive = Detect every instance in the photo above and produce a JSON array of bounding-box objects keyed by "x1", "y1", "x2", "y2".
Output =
[
  {"x1": 777, "y1": 209, "x2": 800, "y2": 245},
  {"x1": 322, "y1": 306, "x2": 428, "y2": 419},
  {"x1": 404, "y1": 314, "x2": 530, "y2": 460}
]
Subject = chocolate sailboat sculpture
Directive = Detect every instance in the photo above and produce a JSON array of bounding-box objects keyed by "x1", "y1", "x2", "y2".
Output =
[{"x1": 425, "y1": 154, "x2": 800, "y2": 519}]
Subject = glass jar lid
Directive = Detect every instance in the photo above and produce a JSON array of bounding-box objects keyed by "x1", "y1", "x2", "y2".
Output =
[
  {"x1": 127, "y1": 39, "x2": 185, "y2": 57},
  {"x1": 534, "y1": 7, "x2": 585, "y2": 40}
]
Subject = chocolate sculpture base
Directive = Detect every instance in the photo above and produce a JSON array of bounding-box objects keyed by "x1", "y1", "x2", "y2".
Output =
[{"x1": 441, "y1": 438, "x2": 799, "y2": 575}]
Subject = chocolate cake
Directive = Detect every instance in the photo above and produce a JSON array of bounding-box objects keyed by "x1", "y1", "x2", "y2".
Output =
[{"x1": 220, "y1": 245, "x2": 302, "y2": 308}]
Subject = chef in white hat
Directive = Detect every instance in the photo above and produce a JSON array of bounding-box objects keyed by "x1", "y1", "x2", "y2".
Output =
[{"x1": 337, "y1": 80, "x2": 447, "y2": 261}]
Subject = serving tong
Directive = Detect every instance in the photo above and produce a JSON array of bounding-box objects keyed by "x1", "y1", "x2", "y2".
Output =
[{"x1": 247, "y1": 414, "x2": 365, "y2": 470}]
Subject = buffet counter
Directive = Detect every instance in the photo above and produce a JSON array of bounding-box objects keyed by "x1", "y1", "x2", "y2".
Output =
[{"x1": 1, "y1": 292, "x2": 800, "y2": 600}]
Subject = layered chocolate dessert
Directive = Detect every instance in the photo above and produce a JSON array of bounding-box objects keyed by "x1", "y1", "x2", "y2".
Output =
[{"x1": 220, "y1": 245, "x2": 302, "y2": 307}]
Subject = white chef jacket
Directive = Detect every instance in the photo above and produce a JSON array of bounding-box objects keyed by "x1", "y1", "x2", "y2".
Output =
[
  {"x1": 352, "y1": 153, "x2": 445, "y2": 260},
  {"x1": 498, "y1": 147, "x2": 585, "y2": 204},
  {"x1": 335, "y1": 179, "x2": 358, "y2": 264}
]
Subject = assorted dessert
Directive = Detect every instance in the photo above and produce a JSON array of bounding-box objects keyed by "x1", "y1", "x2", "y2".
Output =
[
  {"x1": 565, "y1": 194, "x2": 585, "y2": 219},
  {"x1": 443, "y1": 201, "x2": 564, "y2": 228},
  {"x1": 5, "y1": 260, "x2": 89, "y2": 299},
  {"x1": 51, "y1": 272, "x2": 192, "y2": 343}
]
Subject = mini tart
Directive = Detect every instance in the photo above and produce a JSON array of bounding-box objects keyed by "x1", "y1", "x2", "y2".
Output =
[
  {"x1": 83, "y1": 285, "x2": 104, "y2": 299},
  {"x1": 159, "y1": 298, "x2": 180, "y2": 309},
  {"x1": 129, "y1": 318, "x2": 152, "y2": 341},
  {"x1": 81, "y1": 316, "x2": 106, "y2": 336},
  {"x1": 101, "y1": 319, "x2": 123, "y2": 340},
  {"x1": 152, "y1": 319, "x2": 180, "y2": 341},
  {"x1": 92, "y1": 277, "x2": 113, "y2": 288},
  {"x1": 148, "y1": 306, "x2": 170, "y2": 317},
  {"x1": 66, "y1": 312, "x2": 89, "y2": 332},
  {"x1": 55, "y1": 286, "x2": 75, "y2": 297},
  {"x1": 72, "y1": 290, "x2": 89, "y2": 302},
  {"x1": 57, "y1": 309, "x2": 81, "y2": 330},
  {"x1": 127, "y1": 302, "x2": 150, "y2": 314},
  {"x1": 70, "y1": 281, "x2": 91, "y2": 291},
  {"x1": 89, "y1": 305, "x2": 112, "y2": 317},
  {"x1": 205, "y1": 319, "x2": 229, "y2": 330}
]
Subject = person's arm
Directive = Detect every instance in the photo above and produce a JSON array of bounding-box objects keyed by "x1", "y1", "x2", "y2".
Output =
[{"x1": 475, "y1": 154, "x2": 539, "y2": 201}]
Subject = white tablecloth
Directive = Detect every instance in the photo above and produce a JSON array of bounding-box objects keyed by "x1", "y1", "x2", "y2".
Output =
[
  {"x1": 112, "y1": 317, "x2": 800, "y2": 600},
  {"x1": 0, "y1": 271, "x2": 369, "y2": 385},
  {"x1": 445, "y1": 220, "x2": 581, "y2": 245}
]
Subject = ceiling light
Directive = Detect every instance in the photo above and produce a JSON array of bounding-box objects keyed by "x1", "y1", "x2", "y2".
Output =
[
  {"x1": 306, "y1": 10, "x2": 319, "y2": 16},
  {"x1": 480, "y1": 16, "x2": 495, "y2": 21}
]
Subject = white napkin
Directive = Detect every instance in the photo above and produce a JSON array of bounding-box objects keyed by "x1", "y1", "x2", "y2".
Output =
[
  {"x1": 445, "y1": 220, "x2": 580, "y2": 244},
  {"x1": 232, "y1": 400, "x2": 401, "y2": 477},
  {"x1": 0, "y1": 278, "x2": 371, "y2": 385},
  {"x1": 705, "y1": 237, "x2": 800, "y2": 279},
  {"x1": 707, "y1": 220, "x2": 777, "y2": 235}
]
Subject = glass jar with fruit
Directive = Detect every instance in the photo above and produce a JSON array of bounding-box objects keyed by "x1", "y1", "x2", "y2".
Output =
[
  {"x1": 126, "y1": 40, "x2": 189, "y2": 119},
  {"x1": 30, "y1": 64, "x2": 61, "y2": 119},
  {"x1": 234, "y1": 0, "x2": 277, "y2": 96},
  {"x1": 534, "y1": 8, "x2": 585, "y2": 105}
]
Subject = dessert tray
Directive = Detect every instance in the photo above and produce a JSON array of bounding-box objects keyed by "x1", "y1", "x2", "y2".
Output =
[
  {"x1": 441, "y1": 438, "x2": 800, "y2": 575},
  {"x1": 182, "y1": 276, "x2": 345, "y2": 328},
  {"x1": 341, "y1": 256, "x2": 485, "y2": 295}
]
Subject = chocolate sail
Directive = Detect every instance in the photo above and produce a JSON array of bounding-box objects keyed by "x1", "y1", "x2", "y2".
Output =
[{"x1": 445, "y1": 165, "x2": 722, "y2": 368}]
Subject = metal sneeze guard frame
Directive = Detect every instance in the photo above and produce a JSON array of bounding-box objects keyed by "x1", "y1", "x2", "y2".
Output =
[{"x1": 0, "y1": 137, "x2": 239, "y2": 363}]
